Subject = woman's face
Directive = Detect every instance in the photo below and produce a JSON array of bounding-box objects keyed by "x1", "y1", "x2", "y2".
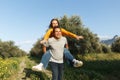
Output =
[{"x1": 52, "y1": 20, "x2": 59, "y2": 27}]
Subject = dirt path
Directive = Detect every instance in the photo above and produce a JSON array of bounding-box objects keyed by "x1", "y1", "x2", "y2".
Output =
[
  {"x1": 7, "y1": 57, "x2": 52, "y2": 80},
  {"x1": 17, "y1": 58, "x2": 26, "y2": 80},
  {"x1": 7, "y1": 57, "x2": 27, "y2": 80}
]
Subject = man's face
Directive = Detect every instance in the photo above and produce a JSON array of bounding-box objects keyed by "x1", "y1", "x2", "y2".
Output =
[
  {"x1": 52, "y1": 20, "x2": 58, "y2": 27},
  {"x1": 54, "y1": 28, "x2": 62, "y2": 39}
]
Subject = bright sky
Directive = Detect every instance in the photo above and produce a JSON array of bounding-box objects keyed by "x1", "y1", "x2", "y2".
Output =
[{"x1": 0, "y1": 0, "x2": 120, "y2": 52}]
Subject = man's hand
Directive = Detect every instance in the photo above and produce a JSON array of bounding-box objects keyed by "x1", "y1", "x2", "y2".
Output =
[
  {"x1": 76, "y1": 36, "x2": 84, "y2": 40},
  {"x1": 40, "y1": 40, "x2": 47, "y2": 53}
]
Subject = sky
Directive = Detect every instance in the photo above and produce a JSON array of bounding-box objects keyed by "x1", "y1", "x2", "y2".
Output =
[{"x1": 0, "y1": 0, "x2": 120, "y2": 52}]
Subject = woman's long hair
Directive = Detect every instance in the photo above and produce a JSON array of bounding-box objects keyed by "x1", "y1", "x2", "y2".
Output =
[{"x1": 49, "y1": 18, "x2": 60, "y2": 28}]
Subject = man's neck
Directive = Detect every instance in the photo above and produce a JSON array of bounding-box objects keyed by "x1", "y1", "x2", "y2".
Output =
[{"x1": 54, "y1": 36, "x2": 61, "y2": 40}]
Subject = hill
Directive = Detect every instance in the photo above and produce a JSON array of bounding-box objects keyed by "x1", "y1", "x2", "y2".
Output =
[{"x1": 100, "y1": 35, "x2": 119, "y2": 46}]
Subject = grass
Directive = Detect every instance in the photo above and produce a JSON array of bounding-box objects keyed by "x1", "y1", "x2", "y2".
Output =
[
  {"x1": 4, "y1": 53, "x2": 120, "y2": 80},
  {"x1": 76, "y1": 53, "x2": 120, "y2": 80},
  {"x1": 28, "y1": 53, "x2": 120, "y2": 80}
]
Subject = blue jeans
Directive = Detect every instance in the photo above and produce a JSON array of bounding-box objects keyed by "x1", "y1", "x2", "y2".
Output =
[
  {"x1": 40, "y1": 48, "x2": 74, "y2": 69},
  {"x1": 49, "y1": 62, "x2": 64, "y2": 80}
]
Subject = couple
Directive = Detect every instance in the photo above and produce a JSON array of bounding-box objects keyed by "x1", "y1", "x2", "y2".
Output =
[{"x1": 32, "y1": 19, "x2": 83, "y2": 80}]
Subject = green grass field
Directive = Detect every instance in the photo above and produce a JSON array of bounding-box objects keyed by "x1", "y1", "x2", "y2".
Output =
[
  {"x1": 64, "y1": 53, "x2": 120, "y2": 80},
  {"x1": 2, "y1": 53, "x2": 120, "y2": 80}
]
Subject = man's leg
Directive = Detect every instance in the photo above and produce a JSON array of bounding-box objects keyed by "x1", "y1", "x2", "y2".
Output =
[
  {"x1": 49, "y1": 62, "x2": 58, "y2": 80},
  {"x1": 58, "y1": 63, "x2": 64, "y2": 80}
]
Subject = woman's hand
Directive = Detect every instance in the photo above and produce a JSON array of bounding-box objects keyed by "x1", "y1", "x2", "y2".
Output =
[{"x1": 76, "y1": 36, "x2": 84, "y2": 40}]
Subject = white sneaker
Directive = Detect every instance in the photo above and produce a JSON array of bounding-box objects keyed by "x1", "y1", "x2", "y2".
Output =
[
  {"x1": 32, "y1": 63, "x2": 43, "y2": 71},
  {"x1": 73, "y1": 60, "x2": 83, "y2": 67}
]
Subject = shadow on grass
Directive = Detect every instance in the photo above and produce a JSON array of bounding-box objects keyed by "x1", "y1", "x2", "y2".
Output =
[
  {"x1": 27, "y1": 56, "x2": 42, "y2": 63},
  {"x1": 82, "y1": 60, "x2": 120, "y2": 80},
  {"x1": 22, "y1": 68, "x2": 50, "y2": 80}
]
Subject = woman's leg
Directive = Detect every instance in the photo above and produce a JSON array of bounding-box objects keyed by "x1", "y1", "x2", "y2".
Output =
[
  {"x1": 32, "y1": 50, "x2": 51, "y2": 71},
  {"x1": 64, "y1": 48, "x2": 74, "y2": 66},
  {"x1": 64, "y1": 48, "x2": 74, "y2": 61},
  {"x1": 64, "y1": 48, "x2": 83, "y2": 67},
  {"x1": 41, "y1": 50, "x2": 51, "y2": 69}
]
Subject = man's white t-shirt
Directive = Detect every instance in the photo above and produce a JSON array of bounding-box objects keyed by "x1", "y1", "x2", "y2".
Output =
[{"x1": 45, "y1": 36, "x2": 67, "y2": 63}]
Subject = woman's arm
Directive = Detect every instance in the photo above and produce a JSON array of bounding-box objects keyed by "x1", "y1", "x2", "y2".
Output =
[
  {"x1": 61, "y1": 28, "x2": 84, "y2": 40},
  {"x1": 40, "y1": 28, "x2": 53, "y2": 44}
]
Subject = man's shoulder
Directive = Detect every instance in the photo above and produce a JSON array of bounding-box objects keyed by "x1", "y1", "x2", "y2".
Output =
[
  {"x1": 61, "y1": 36, "x2": 67, "y2": 40},
  {"x1": 48, "y1": 37, "x2": 53, "y2": 39},
  {"x1": 48, "y1": 36, "x2": 66, "y2": 40},
  {"x1": 61, "y1": 36, "x2": 66, "y2": 38},
  {"x1": 48, "y1": 37, "x2": 54, "y2": 41}
]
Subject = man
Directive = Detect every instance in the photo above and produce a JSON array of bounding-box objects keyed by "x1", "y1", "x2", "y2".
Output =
[{"x1": 44, "y1": 27, "x2": 67, "y2": 80}]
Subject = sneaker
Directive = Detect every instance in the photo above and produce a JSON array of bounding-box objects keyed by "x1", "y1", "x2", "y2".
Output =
[
  {"x1": 73, "y1": 60, "x2": 83, "y2": 67},
  {"x1": 32, "y1": 64, "x2": 43, "y2": 71}
]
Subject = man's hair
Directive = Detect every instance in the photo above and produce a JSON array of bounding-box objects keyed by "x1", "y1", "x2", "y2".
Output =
[
  {"x1": 49, "y1": 18, "x2": 60, "y2": 28},
  {"x1": 53, "y1": 26, "x2": 61, "y2": 33}
]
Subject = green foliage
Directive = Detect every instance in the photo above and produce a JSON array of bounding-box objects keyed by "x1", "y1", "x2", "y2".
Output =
[
  {"x1": 80, "y1": 53, "x2": 120, "y2": 61},
  {"x1": 0, "y1": 40, "x2": 26, "y2": 58},
  {"x1": 101, "y1": 44, "x2": 111, "y2": 53},
  {"x1": 111, "y1": 37, "x2": 120, "y2": 52},
  {"x1": 59, "y1": 15, "x2": 102, "y2": 54},
  {"x1": 30, "y1": 39, "x2": 43, "y2": 58},
  {"x1": 0, "y1": 58, "x2": 19, "y2": 80}
]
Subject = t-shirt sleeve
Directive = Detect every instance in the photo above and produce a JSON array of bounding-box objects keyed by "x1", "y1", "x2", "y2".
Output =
[
  {"x1": 64, "y1": 37, "x2": 68, "y2": 44},
  {"x1": 43, "y1": 40, "x2": 49, "y2": 47}
]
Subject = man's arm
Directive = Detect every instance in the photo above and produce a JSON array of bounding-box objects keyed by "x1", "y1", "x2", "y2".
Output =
[
  {"x1": 65, "y1": 43, "x2": 69, "y2": 49},
  {"x1": 43, "y1": 46, "x2": 47, "y2": 53},
  {"x1": 41, "y1": 40, "x2": 49, "y2": 53}
]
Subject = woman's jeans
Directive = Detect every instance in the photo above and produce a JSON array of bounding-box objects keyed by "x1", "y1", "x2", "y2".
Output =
[
  {"x1": 49, "y1": 62, "x2": 64, "y2": 80},
  {"x1": 41, "y1": 48, "x2": 74, "y2": 69}
]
